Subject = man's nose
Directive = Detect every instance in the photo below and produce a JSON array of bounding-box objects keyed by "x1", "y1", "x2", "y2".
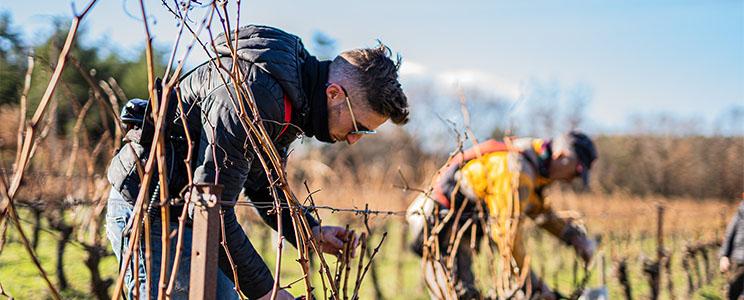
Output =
[{"x1": 346, "y1": 134, "x2": 362, "y2": 144}]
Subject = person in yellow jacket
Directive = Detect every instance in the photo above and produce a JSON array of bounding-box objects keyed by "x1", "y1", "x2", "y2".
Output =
[{"x1": 407, "y1": 131, "x2": 598, "y2": 299}]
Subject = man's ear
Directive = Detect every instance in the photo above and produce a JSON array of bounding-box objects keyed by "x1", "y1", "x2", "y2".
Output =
[
  {"x1": 326, "y1": 83, "x2": 341, "y2": 102},
  {"x1": 552, "y1": 150, "x2": 568, "y2": 160}
]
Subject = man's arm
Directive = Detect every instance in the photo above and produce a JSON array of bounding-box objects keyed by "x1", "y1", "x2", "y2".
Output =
[
  {"x1": 242, "y1": 174, "x2": 319, "y2": 248},
  {"x1": 520, "y1": 186, "x2": 594, "y2": 262},
  {"x1": 719, "y1": 205, "x2": 742, "y2": 273},
  {"x1": 192, "y1": 86, "x2": 289, "y2": 299},
  {"x1": 720, "y1": 204, "x2": 741, "y2": 259},
  {"x1": 521, "y1": 188, "x2": 570, "y2": 240}
]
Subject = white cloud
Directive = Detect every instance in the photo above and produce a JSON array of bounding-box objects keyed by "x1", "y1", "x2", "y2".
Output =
[
  {"x1": 399, "y1": 60, "x2": 428, "y2": 76},
  {"x1": 400, "y1": 62, "x2": 522, "y2": 101},
  {"x1": 436, "y1": 69, "x2": 522, "y2": 100}
]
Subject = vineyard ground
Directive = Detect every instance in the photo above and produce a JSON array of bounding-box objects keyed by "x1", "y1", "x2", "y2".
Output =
[{"x1": 0, "y1": 193, "x2": 735, "y2": 299}]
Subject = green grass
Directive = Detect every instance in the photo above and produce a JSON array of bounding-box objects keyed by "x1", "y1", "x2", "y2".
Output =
[
  {"x1": 0, "y1": 215, "x2": 119, "y2": 299},
  {"x1": 0, "y1": 210, "x2": 727, "y2": 299}
]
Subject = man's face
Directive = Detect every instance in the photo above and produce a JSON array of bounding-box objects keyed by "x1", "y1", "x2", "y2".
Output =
[
  {"x1": 325, "y1": 83, "x2": 387, "y2": 144},
  {"x1": 548, "y1": 153, "x2": 581, "y2": 181}
]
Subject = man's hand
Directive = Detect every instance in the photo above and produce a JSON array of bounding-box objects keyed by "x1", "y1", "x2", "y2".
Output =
[
  {"x1": 311, "y1": 226, "x2": 358, "y2": 256},
  {"x1": 257, "y1": 289, "x2": 294, "y2": 300},
  {"x1": 720, "y1": 256, "x2": 731, "y2": 273},
  {"x1": 570, "y1": 235, "x2": 596, "y2": 263}
]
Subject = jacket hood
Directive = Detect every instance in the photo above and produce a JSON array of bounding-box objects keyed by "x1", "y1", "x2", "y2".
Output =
[{"x1": 213, "y1": 25, "x2": 308, "y2": 112}]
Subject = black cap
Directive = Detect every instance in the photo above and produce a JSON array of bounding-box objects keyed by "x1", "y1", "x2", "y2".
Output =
[
  {"x1": 120, "y1": 98, "x2": 149, "y2": 125},
  {"x1": 568, "y1": 131, "x2": 598, "y2": 186}
]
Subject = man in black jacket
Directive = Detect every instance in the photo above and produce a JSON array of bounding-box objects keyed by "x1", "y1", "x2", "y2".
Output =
[
  {"x1": 720, "y1": 199, "x2": 744, "y2": 300},
  {"x1": 105, "y1": 25, "x2": 409, "y2": 299}
]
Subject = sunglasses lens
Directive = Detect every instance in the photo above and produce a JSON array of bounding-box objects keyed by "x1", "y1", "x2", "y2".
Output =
[{"x1": 350, "y1": 130, "x2": 377, "y2": 135}]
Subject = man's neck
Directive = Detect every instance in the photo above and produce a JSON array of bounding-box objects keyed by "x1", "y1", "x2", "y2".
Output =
[{"x1": 299, "y1": 57, "x2": 333, "y2": 142}]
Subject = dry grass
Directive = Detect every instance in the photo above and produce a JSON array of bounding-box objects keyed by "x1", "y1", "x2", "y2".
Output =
[
  {"x1": 548, "y1": 191, "x2": 734, "y2": 252},
  {"x1": 0, "y1": 105, "x2": 20, "y2": 151}
]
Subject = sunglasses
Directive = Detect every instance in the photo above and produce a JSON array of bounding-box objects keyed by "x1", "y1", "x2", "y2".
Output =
[{"x1": 338, "y1": 85, "x2": 377, "y2": 136}]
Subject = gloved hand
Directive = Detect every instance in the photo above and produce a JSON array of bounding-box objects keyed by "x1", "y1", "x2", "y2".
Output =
[{"x1": 570, "y1": 234, "x2": 596, "y2": 263}]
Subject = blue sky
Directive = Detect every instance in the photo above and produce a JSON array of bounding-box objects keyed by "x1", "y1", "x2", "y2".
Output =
[{"x1": 2, "y1": 0, "x2": 742, "y2": 135}]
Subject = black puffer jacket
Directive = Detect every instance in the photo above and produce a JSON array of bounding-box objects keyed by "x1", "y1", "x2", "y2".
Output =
[{"x1": 107, "y1": 25, "x2": 332, "y2": 299}]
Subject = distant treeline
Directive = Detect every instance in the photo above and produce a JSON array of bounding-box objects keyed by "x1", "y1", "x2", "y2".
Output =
[
  {"x1": 592, "y1": 135, "x2": 743, "y2": 200},
  {"x1": 295, "y1": 131, "x2": 743, "y2": 202}
]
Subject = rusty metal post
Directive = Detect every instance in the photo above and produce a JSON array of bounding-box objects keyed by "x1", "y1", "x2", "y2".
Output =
[{"x1": 189, "y1": 184, "x2": 223, "y2": 300}]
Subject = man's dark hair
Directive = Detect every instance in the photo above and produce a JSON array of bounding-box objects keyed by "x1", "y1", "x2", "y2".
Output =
[{"x1": 330, "y1": 42, "x2": 409, "y2": 124}]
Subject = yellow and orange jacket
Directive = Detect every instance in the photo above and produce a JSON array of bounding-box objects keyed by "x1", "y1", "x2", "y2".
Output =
[{"x1": 431, "y1": 138, "x2": 572, "y2": 251}]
